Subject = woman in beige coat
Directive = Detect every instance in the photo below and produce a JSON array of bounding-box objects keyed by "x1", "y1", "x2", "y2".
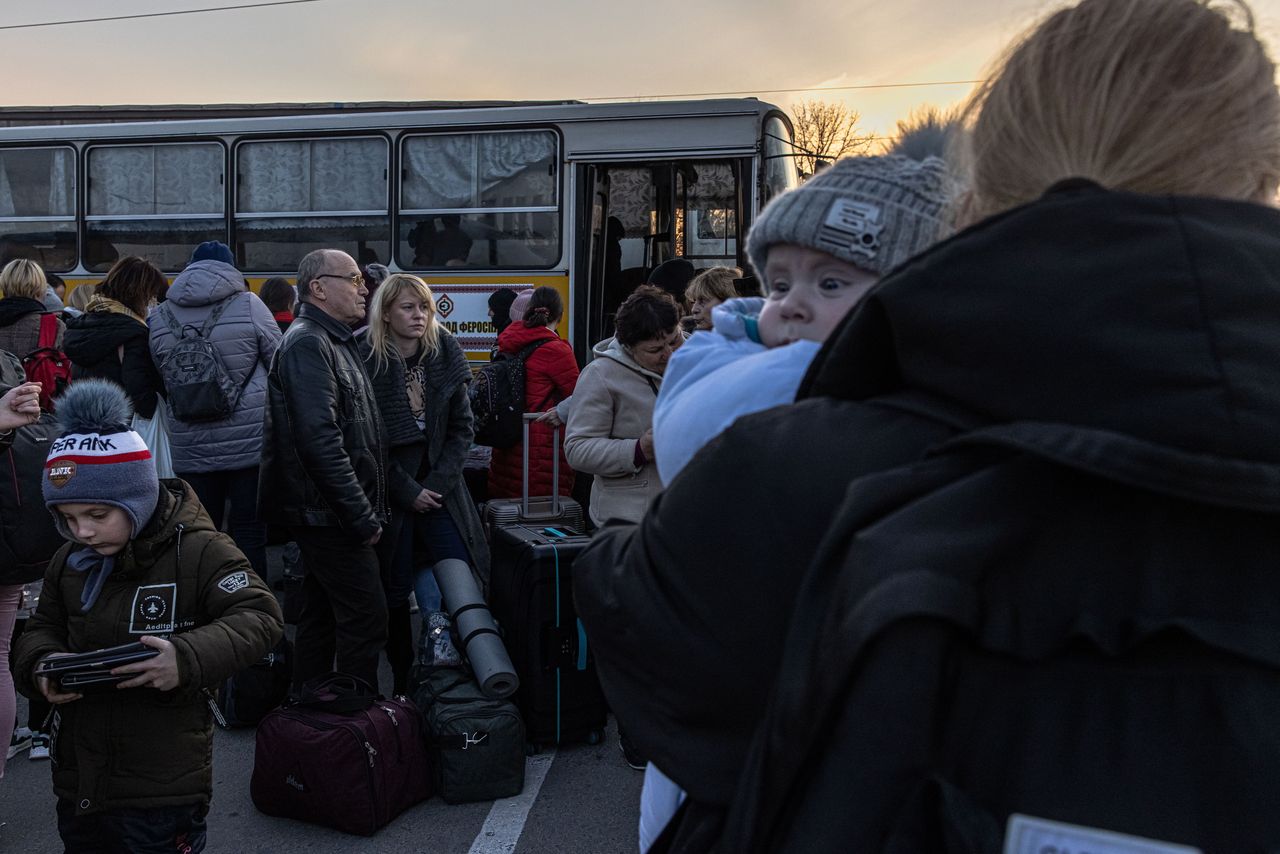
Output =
[{"x1": 565, "y1": 286, "x2": 684, "y2": 527}]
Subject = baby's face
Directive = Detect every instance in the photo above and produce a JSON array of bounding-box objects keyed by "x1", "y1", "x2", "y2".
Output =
[{"x1": 760, "y1": 244, "x2": 878, "y2": 345}]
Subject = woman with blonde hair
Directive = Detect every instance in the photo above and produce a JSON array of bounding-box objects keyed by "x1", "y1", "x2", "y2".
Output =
[
  {"x1": 0, "y1": 259, "x2": 63, "y2": 368},
  {"x1": 576, "y1": 0, "x2": 1280, "y2": 850},
  {"x1": 682, "y1": 266, "x2": 741, "y2": 331},
  {"x1": 66, "y1": 282, "x2": 97, "y2": 314},
  {"x1": 358, "y1": 273, "x2": 489, "y2": 694}
]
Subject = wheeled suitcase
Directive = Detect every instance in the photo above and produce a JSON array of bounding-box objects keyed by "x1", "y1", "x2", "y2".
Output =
[
  {"x1": 483, "y1": 415, "x2": 585, "y2": 535},
  {"x1": 488, "y1": 524, "x2": 607, "y2": 749},
  {"x1": 250, "y1": 674, "x2": 432, "y2": 836}
]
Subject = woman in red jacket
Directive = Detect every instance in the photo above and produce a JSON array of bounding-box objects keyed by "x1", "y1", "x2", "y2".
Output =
[{"x1": 488, "y1": 286, "x2": 579, "y2": 499}]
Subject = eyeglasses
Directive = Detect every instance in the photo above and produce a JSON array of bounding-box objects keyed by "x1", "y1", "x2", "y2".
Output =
[{"x1": 316, "y1": 272, "x2": 365, "y2": 287}]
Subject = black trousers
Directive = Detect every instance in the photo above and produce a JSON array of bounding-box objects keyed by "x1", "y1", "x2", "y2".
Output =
[
  {"x1": 181, "y1": 466, "x2": 268, "y2": 579},
  {"x1": 290, "y1": 525, "x2": 387, "y2": 694},
  {"x1": 57, "y1": 800, "x2": 207, "y2": 853}
]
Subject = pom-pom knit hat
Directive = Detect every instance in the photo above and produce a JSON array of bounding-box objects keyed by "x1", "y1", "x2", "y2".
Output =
[
  {"x1": 42, "y1": 379, "x2": 160, "y2": 540},
  {"x1": 746, "y1": 153, "x2": 952, "y2": 284}
]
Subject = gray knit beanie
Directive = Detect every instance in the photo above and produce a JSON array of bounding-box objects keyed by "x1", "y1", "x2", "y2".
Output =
[
  {"x1": 43, "y1": 379, "x2": 160, "y2": 540},
  {"x1": 747, "y1": 153, "x2": 951, "y2": 284}
]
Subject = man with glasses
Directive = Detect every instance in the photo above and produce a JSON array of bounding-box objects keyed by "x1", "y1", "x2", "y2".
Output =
[{"x1": 259, "y1": 249, "x2": 390, "y2": 693}]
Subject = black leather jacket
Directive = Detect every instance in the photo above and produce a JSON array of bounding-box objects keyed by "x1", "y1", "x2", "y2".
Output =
[{"x1": 259, "y1": 303, "x2": 388, "y2": 541}]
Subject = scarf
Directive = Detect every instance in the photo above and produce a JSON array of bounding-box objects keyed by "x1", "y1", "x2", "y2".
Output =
[
  {"x1": 84, "y1": 294, "x2": 146, "y2": 325},
  {"x1": 66, "y1": 547, "x2": 117, "y2": 611}
]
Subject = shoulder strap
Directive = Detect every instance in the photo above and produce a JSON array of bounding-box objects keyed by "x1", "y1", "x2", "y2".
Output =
[
  {"x1": 199, "y1": 294, "x2": 238, "y2": 337},
  {"x1": 36, "y1": 313, "x2": 58, "y2": 350},
  {"x1": 157, "y1": 302, "x2": 184, "y2": 339},
  {"x1": 515, "y1": 338, "x2": 551, "y2": 362}
]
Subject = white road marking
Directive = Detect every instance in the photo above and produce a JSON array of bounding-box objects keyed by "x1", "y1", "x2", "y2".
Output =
[{"x1": 468, "y1": 750, "x2": 557, "y2": 854}]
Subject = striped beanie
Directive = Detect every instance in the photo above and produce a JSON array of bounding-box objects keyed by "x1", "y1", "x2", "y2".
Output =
[{"x1": 43, "y1": 379, "x2": 159, "y2": 540}]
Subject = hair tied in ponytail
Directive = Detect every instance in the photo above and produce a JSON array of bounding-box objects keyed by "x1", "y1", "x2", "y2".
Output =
[{"x1": 525, "y1": 305, "x2": 553, "y2": 327}]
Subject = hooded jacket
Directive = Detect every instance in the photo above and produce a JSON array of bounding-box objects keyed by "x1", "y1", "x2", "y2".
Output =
[
  {"x1": 148, "y1": 260, "x2": 281, "y2": 473},
  {"x1": 564, "y1": 335, "x2": 664, "y2": 526},
  {"x1": 0, "y1": 295, "x2": 63, "y2": 359},
  {"x1": 487, "y1": 322, "x2": 578, "y2": 501},
  {"x1": 13, "y1": 479, "x2": 283, "y2": 815},
  {"x1": 63, "y1": 297, "x2": 163, "y2": 419},
  {"x1": 576, "y1": 184, "x2": 1280, "y2": 853}
]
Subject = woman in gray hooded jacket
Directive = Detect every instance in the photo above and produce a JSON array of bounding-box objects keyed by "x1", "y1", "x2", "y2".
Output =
[{"x1": 148, "y1": 242, "x2": 281, "y2": 577}]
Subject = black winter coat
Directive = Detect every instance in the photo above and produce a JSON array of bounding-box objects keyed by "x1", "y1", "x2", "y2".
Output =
[
  {"x1": 63, "y1": 305, "x2": 163, "y2": 419},
  {"x1": 259, "y1": 303, "x2": 388, "y2": 542},
  {"x1": 576, "y1": 184, "x2": 1280, "y2": 853}
]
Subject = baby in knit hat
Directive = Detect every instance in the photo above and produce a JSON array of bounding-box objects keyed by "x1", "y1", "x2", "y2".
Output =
[
  {"x1": 642, "y1": 129, "x2": 954, "y2": 851},
  {"x1": 652, "y1": 134, "x2": 954, "y2": 487},
  {"x1": 13, "y1": 379, "x2": 282, "y2": 852}
]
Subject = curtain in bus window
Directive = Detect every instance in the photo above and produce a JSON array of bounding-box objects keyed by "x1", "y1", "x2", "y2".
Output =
[
  {"x1": 403, "y1": 131, "x2": 555, "y2": 211},
  {"x1": 478, "y1": 132, "x2": 555, "y2": 207},
  {"x1": 685, "y1": 162, "x2": 737, "y2": 258},
  {"x1": 238, "y1": 138, "x2": 385, "y2": 213},
  {"x1": 0, "y1": 148, "x2": 74, "y2": 218},
  {"x1": 89, "y1": 144, "x2": 222, "y2": 216},
  {"x1": 403, "y1": 135, "x2": 473, "y2": 210}
]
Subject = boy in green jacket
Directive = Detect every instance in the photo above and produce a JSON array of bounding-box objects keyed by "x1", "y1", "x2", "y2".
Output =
[{"x1": 14, "y1": 379, "x2": 283, "y2": 853}]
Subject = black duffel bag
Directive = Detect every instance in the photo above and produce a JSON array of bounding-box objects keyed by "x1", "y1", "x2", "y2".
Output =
[{"x1": 412, "y1": 666, "x2": 525, "y2": 804}]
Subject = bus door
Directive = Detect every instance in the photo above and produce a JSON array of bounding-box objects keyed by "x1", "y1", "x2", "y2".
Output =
[{"x1": 574, "y1": 158, "x2": 746, "y2": 360}]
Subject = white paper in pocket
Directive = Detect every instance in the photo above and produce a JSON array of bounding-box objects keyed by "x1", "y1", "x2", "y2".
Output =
[{"x1": 1003, "y1": 814, "x2": 1202, "y2": 854}]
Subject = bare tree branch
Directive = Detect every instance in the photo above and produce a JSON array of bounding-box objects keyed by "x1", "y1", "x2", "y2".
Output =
[{"x1": 790, "y1": 99, "x2": 876, "y2": 178}]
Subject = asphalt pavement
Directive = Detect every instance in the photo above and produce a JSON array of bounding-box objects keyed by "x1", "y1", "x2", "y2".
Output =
[
  {"x1": 0, "y1": 694, "x2": 642, "y2": 852},
  {"x1": 0, "y1": 546, "x2": 643, "y2": 852}
]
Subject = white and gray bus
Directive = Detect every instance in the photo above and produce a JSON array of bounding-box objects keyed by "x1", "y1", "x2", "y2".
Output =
[{"x1": 0, "y1": 98, "x2": 798, "y2": 360}]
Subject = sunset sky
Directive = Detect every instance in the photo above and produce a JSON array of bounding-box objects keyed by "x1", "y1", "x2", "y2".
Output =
[{"x1": 5, "y1": 0, "x2": 1280, "y2": 140}]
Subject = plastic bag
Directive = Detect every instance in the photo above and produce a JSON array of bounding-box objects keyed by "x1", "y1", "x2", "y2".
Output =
[{"x1": 132, "y1": 404, "x2": 174, "y2": 479}]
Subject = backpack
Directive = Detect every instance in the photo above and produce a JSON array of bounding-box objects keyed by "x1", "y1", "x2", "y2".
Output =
[
  {"x1": 712, "y1": 425, "x2": 1280, "y2": 853},
  {"x1": 22, "y1": 312, "x2": 71, "y2": 412},
  {"x1": 156, "y1": 295, "x2": 252, "y2": 423},
  {"x1": 470, "y1": 339, "x2": 551, "y2": 448}
]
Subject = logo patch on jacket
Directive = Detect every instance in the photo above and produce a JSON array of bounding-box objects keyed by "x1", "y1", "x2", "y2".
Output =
[
  {"x1": 217, "y1": 571, "x2": 250, "y2": 594},
  {"x1": 129, "y1": 583, "x2": 176, "y2": 634}
]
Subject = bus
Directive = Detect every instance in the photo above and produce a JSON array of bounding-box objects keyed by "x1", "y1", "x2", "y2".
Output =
[{"x1": 0, "y1": 99, "x2": 798, "y2": 362}]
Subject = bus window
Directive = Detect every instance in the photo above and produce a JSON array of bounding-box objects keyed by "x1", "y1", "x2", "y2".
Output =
[
  {"x1": 762, "y1": 115, "x2": 800, "y2": 205},
  {"x1": 86, "y1": 142, "x2": 225, "y2": 272},
  {"x1": 399, "y1": 130, "x2": 559, "y2": 269},
  {"x1": 236, "y1": 136, "x2": 389, "y2": 272},
  {"x1": 605, "y1": 167, "x2": 659, "y2": 274},
  {"x1": 679, "y1": 161, "x2": 738, "y2": 268},
  {"x1": 0, "y1": 146, "x2": 76, "y2": 272}
]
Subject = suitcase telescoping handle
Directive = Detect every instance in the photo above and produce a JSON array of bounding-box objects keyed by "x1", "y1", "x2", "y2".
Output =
[{"x1": 521, "y1": 412, "x2": 563, "y2": 519}]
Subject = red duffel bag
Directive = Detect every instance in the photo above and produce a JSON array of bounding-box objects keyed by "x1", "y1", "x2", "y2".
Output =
[{"x1": 251, "y1": 673, "x2": 432, "y2": 835}]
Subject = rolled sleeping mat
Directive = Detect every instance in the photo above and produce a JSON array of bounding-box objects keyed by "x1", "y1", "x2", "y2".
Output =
[{"x1": 432, "y1": 558, "x2": 519, "y2": 699}]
